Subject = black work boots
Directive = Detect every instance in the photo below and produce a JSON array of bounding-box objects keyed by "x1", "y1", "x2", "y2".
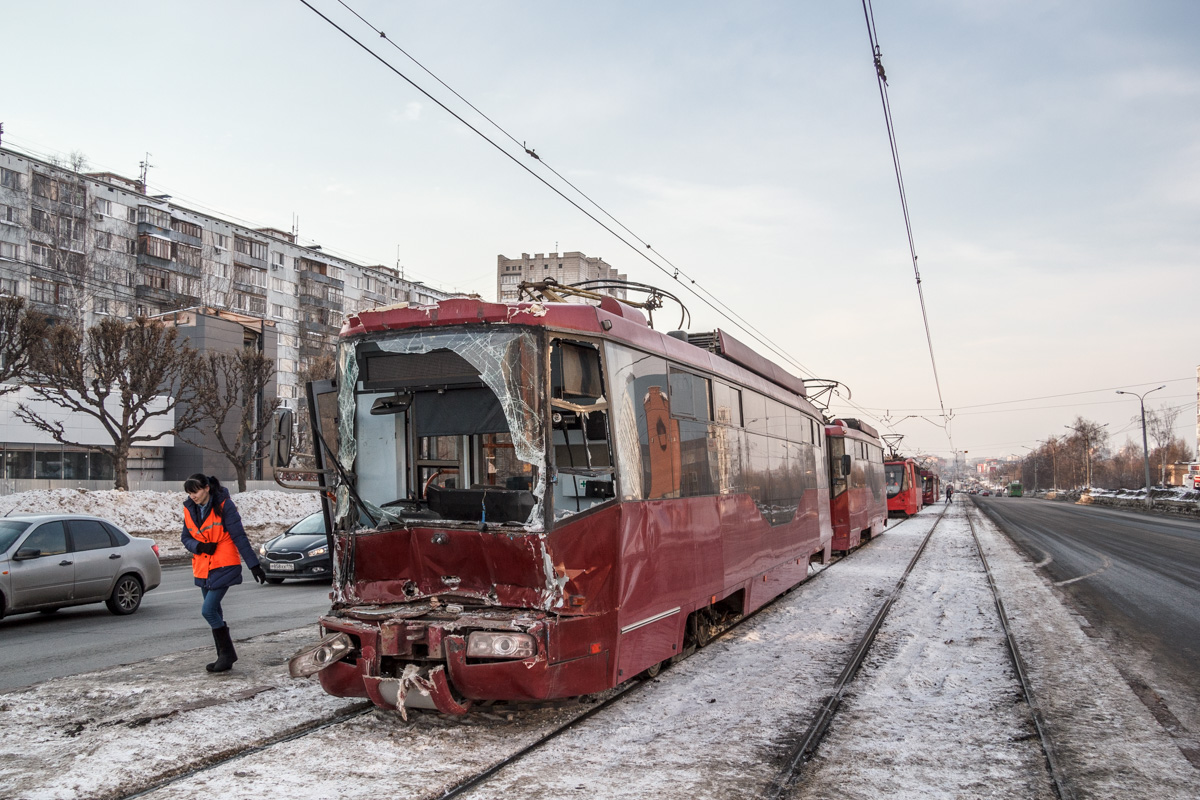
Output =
[{"x1": 207, "y1": 624, "x2": 238, "y2": 672}]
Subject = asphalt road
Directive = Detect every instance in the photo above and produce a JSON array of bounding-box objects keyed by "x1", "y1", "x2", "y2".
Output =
[
  {"x1": 0, "y1": 563, "x2": 333, "y2": 692},
  {"x1": 973, "y1": 496, "x2": 1200, "y2": 745}
]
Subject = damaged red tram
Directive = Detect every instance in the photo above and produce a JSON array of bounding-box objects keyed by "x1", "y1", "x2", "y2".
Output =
[
  {"x1": 284, "y1": 296, "x2": 832, "y2": 714},
  {"x1": 824, "y1": 418, "x2": 887, "y2": 552},
  {"x1": 884, "y1": 456, "x2": 924, "y2": 517}
]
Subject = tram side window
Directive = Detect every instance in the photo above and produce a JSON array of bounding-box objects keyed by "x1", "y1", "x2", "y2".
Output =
[
  {"x1": 712, "y1": 382, "x2": 742, "y2": 427},
  {"x1": 550, "y1": 340, "x2": 615, "y2": 518},
  {"x1": 668, "y1": 368, "x2": 711, "y2": 422}
]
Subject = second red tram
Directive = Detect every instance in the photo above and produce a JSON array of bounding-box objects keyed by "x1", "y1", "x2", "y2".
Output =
[
  {"x1": 286, "y1": 296, "x2": 833, "y2": 714},
  {"x1": 824, "y1": 419, "x2": 888, "y2": 552},
  {"x1": 920, "y1": 468, "x2": 940, "y2": 506},
  {"x1": 884, "y1": 457, "x2": 924, "y2": 517}
]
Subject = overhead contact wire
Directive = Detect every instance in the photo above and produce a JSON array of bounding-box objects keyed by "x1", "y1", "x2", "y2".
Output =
[
  {"x1": 861, "y1": 0, "x2": 951, "y2": 450},
  {"x1": 302, "y1": 0, "x2": 907, "y2": 438}
]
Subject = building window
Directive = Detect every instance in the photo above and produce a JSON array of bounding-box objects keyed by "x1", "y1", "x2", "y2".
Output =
[
  {"x1": 171, "y1": 218, "x2": 202, "y2": 238},
  {"x1": 278, "y1": 358, "x2": 296, "y2": 374},
  {"x1": 0, "y1": 204, "x2": 18, "y2": 224},
  {"x1": 32, "y1": 173, "x2": 60, "y2": 201},
  {"x1": 143, "y1": 267, "x2": 170, "y2": 290},
  {"x1": 138, "y1": 206, "x2": 171, "y2": 228},
  {"x1": 96, "y1": 231, "x2": 113, "y2": 250},
  {"x1": 0, "y1": 277, "x2": 18, "y2": 295},
  {"x1": 173, "y1": 242, "x2": 202, "y2": 268},
  {"x1": 126, "y1": 206, "x2": 138, "y2": 223},
  {"x1": 30, "y1": 278, "x2": 57, "y2": 304},
  {"x1": 211, "y1": 233, "x2": 229, "y2": 251},
  {"x1": 235, "y1": 265, "x2": 268, "y2": 289},
  {"x1": 31, "y1": 208, "x2": 53, "y2": 232},
  {"x1": 94, "y1": 296, "x2": 110, "y2": 315},
  {"x1": 273, "y1": 252, "x2": 285, "y2": 267},
  {"x1": 57, "y1": 215, "x2": 83, "y2": 240},
  {"x1": 0, "y1": 242, "x2": 21, "y2": 261},
  {"x1": 31, "y1": 244, "x2": 51, "y2": 266},
  {"x1": 0, "y1": 168, "x2": 21, "y2": 191},
  {"x1": 139, "y1": 235, "x2": 172, "y2": 260},
  {"x1": 234, "y1": 236, "x2": 268, "y2": 261},
  {"x1": 95, "y1": 198, "x2": 113, "y2": 216},
  {"x1": 278, "y1": 383, "x2": 296, "y2": 399}
]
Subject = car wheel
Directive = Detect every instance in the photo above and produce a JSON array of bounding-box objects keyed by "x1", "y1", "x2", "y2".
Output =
[
  {"x1": 266, "y1": 577, "x2": 285, "y2": 585},
  {"x1": 106, "y1": 574, "x2": 144, "y2": 615}
]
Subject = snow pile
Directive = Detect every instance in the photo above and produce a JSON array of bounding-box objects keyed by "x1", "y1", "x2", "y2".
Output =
[{"x1": 0, "y1": 488, "x2": 320, "y2": 558}]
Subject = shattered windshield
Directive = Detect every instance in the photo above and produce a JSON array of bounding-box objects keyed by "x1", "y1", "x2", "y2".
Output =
[{"x1": 334, "y1": 327, "x2": 545, "y2": 530}]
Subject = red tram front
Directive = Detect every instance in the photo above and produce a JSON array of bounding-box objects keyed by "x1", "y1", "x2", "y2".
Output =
[
  {"x1": 884, "y1": 457, "x2": 924, "y2": 517},
  {"x1": 287, "y1": 297, "x2": 833, "y2": 714},
  {"x1": 824, "y1": 419, "x2": 887, "y2": 552}
]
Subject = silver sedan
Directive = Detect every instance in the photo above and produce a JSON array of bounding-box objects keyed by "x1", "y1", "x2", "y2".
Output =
[{"x1": 0, "y1": 514, "x2": 162, "y2": 618}]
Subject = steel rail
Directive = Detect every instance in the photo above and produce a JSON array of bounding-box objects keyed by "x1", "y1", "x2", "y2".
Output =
[
  {"x1": 764, "y1": 504, "x2": 950, "y2": 799},
  {"x1": 115, "y1": 701, "x2": 375, "y2": 800},
  {"x1": 965, "y1": 502, "x2": 1075, "y2": 800},
  {"x1": 113, "y1": 516, "x2": 911, "y2": 800}
]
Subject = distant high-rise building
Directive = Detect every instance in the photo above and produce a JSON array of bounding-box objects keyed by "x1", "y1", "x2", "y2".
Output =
[{"x1": 496, "y1": 251, "x2": 627, "y2": 303}]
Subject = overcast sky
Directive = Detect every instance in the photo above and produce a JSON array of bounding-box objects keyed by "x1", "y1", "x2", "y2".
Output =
[{"x1": 3, "y1": 0, "x2": 1197, "y2": 463}]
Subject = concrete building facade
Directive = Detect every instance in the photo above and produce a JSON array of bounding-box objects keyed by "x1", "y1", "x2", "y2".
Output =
[
  {"x1": 0, "y1": 146, "x2": 451, "y2": 483},
  {"x1": 496, "y1": 251, "x2": 627, "y2": 303}
]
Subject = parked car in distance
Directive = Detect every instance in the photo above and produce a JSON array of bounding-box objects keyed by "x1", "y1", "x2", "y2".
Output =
[
  {"x1": 258, "y1": 512, "x2": 331, "y2": 583},
  {"x1": 0, "y1": 514, "x2": 161, "y2": 618}
]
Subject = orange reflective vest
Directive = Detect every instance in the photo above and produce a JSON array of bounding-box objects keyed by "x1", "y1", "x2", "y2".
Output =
[{"x1": 185, "y1": 501, "x2": 242, "y2": 580}]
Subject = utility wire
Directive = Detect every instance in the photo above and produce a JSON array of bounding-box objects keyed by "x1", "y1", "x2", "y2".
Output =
[
  {"x1": 327, "y1": 0, "x2": 821, "y2": 388},
  {"x1": 861, "y1": 0, "x2": 949, "y2": 439},
  {"x1": 299, "y1": 1, "x2": 906, "y2": 435}
]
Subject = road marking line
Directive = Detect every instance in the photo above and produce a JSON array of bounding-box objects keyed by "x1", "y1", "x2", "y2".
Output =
[{"x1": 1053, "y1": 554, "x2": 1112, "y2": 586}]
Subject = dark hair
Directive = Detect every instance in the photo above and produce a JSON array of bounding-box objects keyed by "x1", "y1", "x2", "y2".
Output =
[{"x1": 183, "y1": 474, "x2": 223, "y2": 495}]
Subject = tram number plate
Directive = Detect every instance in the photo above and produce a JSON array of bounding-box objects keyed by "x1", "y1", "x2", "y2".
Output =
[{"x1": 269, "y1": 563, "x2": 295, "y2": 571}]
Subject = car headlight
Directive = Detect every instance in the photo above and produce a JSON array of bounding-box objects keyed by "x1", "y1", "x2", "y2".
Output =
[
  {"x1": 466, "y1": 631, "x2": 537, "y2": 659},
  {"x1": 258, "y1": 544, "x2": 267, "y2": 556},
  {"x1": 306, "y1": 545, "x2": 328, "y2": 557}
]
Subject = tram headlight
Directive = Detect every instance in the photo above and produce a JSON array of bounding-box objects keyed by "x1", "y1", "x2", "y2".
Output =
[{"x1": 466, "y1": 631, "x2": 537, "y2": 659}]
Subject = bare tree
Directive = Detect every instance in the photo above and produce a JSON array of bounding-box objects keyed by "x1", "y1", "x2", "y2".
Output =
[
  {"x1": 0, "y1": 295, "x2": 41, "y2": 394},
  {"x1": 1064, "y1": 416, "x2": 1109, "y2": 489},
  {"x1": 1145, "y1": 404, "x2": 1183, "y2": 486},
  {"x1": 184, "y1": 348, "x2": 281, "y2": 491},
  {"x1": 15, "y1": 317, "x2": 203, "y2": 489}
]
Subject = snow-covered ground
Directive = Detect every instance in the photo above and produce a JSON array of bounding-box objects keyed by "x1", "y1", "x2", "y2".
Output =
[
  {"x1": 0, "y1": 489, "x2": 320, "y2": 558},
  {"x1": 0, "y1": 499, "x2": 1196, "y2": 799}
]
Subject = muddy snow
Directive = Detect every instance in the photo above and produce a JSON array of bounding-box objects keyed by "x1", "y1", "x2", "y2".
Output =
[{"x1": 0, "y1": 498, "x2": 1196, "y2": 800}]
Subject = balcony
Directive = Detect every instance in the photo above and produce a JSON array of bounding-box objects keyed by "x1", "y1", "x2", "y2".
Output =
[{"x1": 135, "y1": 283, "x2": 199, "y2": 308}]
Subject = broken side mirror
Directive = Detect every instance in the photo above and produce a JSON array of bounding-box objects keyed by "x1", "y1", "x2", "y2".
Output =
[{"x1": 272, "y1": 408, "x2": 294, "y2": 468}]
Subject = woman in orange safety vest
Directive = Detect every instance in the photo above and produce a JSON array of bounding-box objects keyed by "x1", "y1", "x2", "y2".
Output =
[{"x1": 182, "y1": 474, "x2": 266, "y2": 673}]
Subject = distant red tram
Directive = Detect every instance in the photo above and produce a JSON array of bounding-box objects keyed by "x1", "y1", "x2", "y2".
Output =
[
  {"x1": 824, "y1": 419, "x2": 888, "y2": 552},
  {"x1": 884, "y1": 457, "x2": 924, "y2": 517},
  {"x1": 286, "y1": 297, "x2": 833, "y2": 713},
  {"x1": 919, "y1": 468, "x2": 940, "y2": 506}
]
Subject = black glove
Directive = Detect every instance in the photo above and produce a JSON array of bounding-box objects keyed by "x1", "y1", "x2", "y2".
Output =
[
  {"x1": 251, "y1": 565, "x2": 267, "y2": 584},
  {"x1": 195, "y1": 541, "x2": 218, "y2": 555}
]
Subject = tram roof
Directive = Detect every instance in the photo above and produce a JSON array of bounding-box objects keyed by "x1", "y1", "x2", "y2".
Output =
[{"x1": 344, "y1": 296, "x2": 811, "y2": 403}]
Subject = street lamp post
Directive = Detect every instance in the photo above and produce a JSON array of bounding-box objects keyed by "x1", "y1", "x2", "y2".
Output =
[
  {"x1": 1116, "y1": 385, "x2": 1165, "y2": 509},
  {"x1": 1022, "y1": 445, "x2": 1037, "y2": 493}
]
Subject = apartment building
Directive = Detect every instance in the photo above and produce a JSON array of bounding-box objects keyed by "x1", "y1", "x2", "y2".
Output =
[
  {"x1": 496, "y1": 251, "x2": 627, "y2": 303},
  {"x1": 0, "y1": 147, "x2": 450, "y2": 482}
]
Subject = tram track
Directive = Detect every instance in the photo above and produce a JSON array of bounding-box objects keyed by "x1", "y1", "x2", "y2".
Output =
[
  {"x1": 106, "y1": 514, "x2": 924, "y2": 800},
  {"x1": 765, "y1": 501, "x2": 1071, "y2": 799}
]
